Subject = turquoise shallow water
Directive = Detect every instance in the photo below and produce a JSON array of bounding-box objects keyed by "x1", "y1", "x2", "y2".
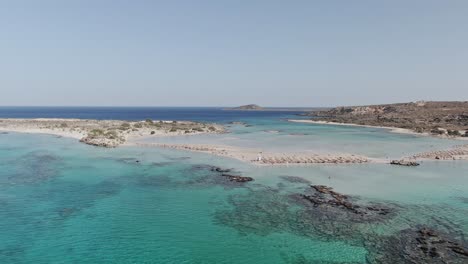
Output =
[
  {"x1": 140, "y1": 119, "x2": 461, "y2": 159},
  {"x1": 1, "y1": 119, "x2": 467, "y2": 263}
]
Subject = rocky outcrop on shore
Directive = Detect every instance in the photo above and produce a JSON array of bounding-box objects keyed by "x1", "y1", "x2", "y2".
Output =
[
  {"x1": 79, "y1": 135, "x2": 124, "y2": 148},
  {"x1": 0, "y1": 119, "x2": 225, "y2": 148},
  {"x1": 390, "y1": 160, "x2": 420, "y2": 166},
  {"x1": 306, "y1": 101, "x2": 468, "y2": 138}
]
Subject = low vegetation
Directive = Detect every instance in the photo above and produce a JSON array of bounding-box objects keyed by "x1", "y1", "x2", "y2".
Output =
[{"x1": 0, "y1": 118, "x2": 225, "y2": 148}]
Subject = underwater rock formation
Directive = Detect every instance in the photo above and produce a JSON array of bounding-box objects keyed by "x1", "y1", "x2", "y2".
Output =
[
  {"x1": 221, "y1": 174, "x2": 254, "y2": 182},
  {"x1": 297, "y1": 185, "x2": 394, "y2": 222},
  {"x1": 369, "y1": 227, "x2": 468, "y2": 263}
]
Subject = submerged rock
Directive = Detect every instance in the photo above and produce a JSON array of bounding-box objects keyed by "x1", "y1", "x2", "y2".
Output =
[
  {"x1": 57, "y1": 207, "x2": 77, "y2": 218},
  {"x1": 188, "y1": 164, "x2": 254, "y2": 186},
  {"x1": 298, "y1": 185, "x2": 394, "y2": 221},
  {"x1": 221, "y1": 174, "x2": 254, "y2": 183},
  {"x1": 211, "y1": 166, "x2": 232, "y2": 173},
  {"x1": 369, "y1": 227, "x2": 468, "y2": 263},
  {"x1": 279, "y1": 176, "x2": 311, "y2": 184}
]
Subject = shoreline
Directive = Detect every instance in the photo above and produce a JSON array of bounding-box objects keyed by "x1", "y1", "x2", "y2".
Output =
[
  {"x1": 2, "y1": 118, "x2": 467, "y2": 166},
  {"x1": 129, "y1": 142, "x2": 375, "y2": 165},
  {"x1": 288, "y1": 119, "x2": 468, "y2": 140},
  {"x1": 128, "y1": 142, "x2": 468, "y2": 165}
]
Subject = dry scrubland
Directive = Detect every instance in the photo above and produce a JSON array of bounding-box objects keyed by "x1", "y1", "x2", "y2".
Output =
[
  {"x1": 0, "y1": 119, "x2": 224, "y2": 147},
  {"x1": 306, "y1": 101, "x2": 468, "y2": 138}
]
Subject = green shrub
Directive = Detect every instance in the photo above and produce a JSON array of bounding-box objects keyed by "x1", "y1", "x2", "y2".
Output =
[
  {"x1": 105, "y1": 130, "x2": 118, "y2": 139},
  {"x1": 169, "y1": 127, "x2": 177, "y2": 132},
  {"x1": 89, "y1": 129, "x2": 104, "y2": 137},
  {"x1": 447, "y1": 130, "x2": 461, "y2": 136},
  {"x1": 133, "y1": 123, "x2": 143, "y2": 128},
  {"x1": 430, "y1": 128, "x2": 444, "y2": 135},
  {"x1": 145, "y1": 119, "x2": 153, "y2": 124}
]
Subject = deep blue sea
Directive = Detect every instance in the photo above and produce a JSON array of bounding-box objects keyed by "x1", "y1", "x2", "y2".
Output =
[{"x1": 0, "y1": 107, "x2": 304, "y2": 123}]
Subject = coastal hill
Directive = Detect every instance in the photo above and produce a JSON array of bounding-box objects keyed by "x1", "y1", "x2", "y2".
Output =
[
  {"x1": 306, "y1": 101, "x2": 468, "y2": 137},
  {"x1": 228, "y1": 104, "x2": 264, "y2": 110}
]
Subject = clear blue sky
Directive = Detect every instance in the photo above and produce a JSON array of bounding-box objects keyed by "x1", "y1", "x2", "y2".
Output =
[{"x1": 1, "y1": 0, "x2": 467, "y2": 107}]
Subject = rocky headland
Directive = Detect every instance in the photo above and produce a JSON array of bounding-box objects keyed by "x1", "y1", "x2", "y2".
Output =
[
  {"x1": 301, "y1": 101, "x2": 468, "y2": 138},
  {"x1": 0, "y1": 118, "x2": 225, "y2": 148}
]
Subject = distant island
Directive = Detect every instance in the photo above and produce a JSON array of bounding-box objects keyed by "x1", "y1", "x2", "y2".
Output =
[
  {"x1": 228, "y1": 104, "x2": 264, "y2": 110},
  {"x1": 224, "y1": 104, "x2": 324, "y2": 112},
  {"x1": 293, "y1": 101, "x2": 468, "y2": 138}
]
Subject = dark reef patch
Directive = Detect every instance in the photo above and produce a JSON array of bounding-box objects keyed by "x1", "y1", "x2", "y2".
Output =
[
  {"x1": 137, "y1": 174, "x2": 174, "y2": 187},
  {"x1": 295, "y1": 185, "x2": 394, "y2": 222},
  {"x1": 214, "y1": 183, "x2": 400, "y2": 250},
  {"x1": 214, "y1": 183, "x2": 468, "y2": 263},
  {"x1": 221, "y1": 174, "x2": 253, "y2": 182},
  {"x1": 367, "y1": 227, "x2": 468, "y2": 264},
  {"x1": 280, "y1": 176, "x2": 311, "y2": 184},
  {"x1": 186, "y1": 164, "x2": 254, "y2": 187},
  {"x1": 115, "y1": 157, "x2": 141, "y2": 164},
  {"x1": 280, "y1": 252, "x2": 363, "y2": 264},
  {"x1": 0, "y1": 245, "x2": 25, "y2": 263},
  {"x1": 150, "y1": 161, "x2": 175, "y2": 167},
  {"x1": 165, "y1": 155, "x2": 191, "y2": 161},
  {"x1": 455, "y1": 196, "x2": 468, "y2": 204},
  {"x1": 4, "y1": 151, "x2": 63, "y2": 185},
  {"x1": 46, "y1": 180, "x2": 122, "y2": 220}
]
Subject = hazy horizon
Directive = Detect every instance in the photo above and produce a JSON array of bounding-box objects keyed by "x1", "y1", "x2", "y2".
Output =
[
  {"x1": 0, "y1": 100, "x2": 467, "y2": 108},
  {"x1": 1, "y1": 1, "x2": 467, "y2": 107}
]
